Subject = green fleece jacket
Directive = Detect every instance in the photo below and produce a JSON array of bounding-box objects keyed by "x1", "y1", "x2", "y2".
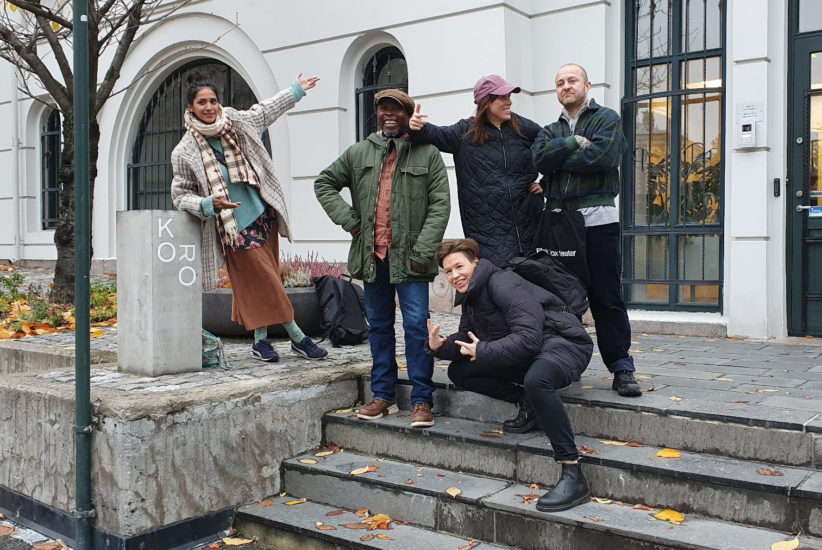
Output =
[
  {"x1": 314, "y1": 133, "x2": 450, "y2": 283},
  {"x1": 531, "y1": 99, "x2": 628, "y2": 210}
]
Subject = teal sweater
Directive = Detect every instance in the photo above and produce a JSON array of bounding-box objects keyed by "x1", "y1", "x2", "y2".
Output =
[{"x1": 531, "y1": 99, "x2": 628, "y2": 210}]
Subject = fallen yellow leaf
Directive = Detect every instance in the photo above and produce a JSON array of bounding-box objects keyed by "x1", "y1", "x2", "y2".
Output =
[
  {"x1": 222, "y1": 538, "x2": 253, "y2": 546},
  {"x1": 653, "y1": 509, "x2": 685, "y2": 525},
  {"x1": 350, "y1": 466, "x2": 378, "y2": 476},
  {"x1": 284, "y1": 498, "x2": 306, "y2": 506},
  {"x1": 771, "y1": 538, "x2": 799, "y2": 550},
  {"x1": 583, "y1": 515, "x2": 604, "y2": 522},
  {"x1": 599, "y1": 440, "x2": 629, "y2": 446},
  {"x1": 446, "y1": 487, "x2": 462, "y2": 498},
  {"x1": 670, "y1": 396, "x2": 682, "y2": 402},
  {"x1": 315, "y1": 451, "x2": 334, "y2": 457},
  {"x1": 581, "y1": 385, "x2": 594, "y2": 389},
  {"x1": 91, "y1": 329, "x2": 104, "y2": 338},
  {"x1": 332, "y1": 408, "x2": 353, "y2": 414},
  {"x1": 757, "y1": 389, "x2": 780, "y2": 393},
  {"x1": 299, "y1": 459, "x2": 318, "y2": 464},
  {"x1": 655, "y1": 448, "x2": 682, "y2": 459},
  {"x1": 591, "y1": 497, "x2": 612, "y2": 504},
  {"x1": 713, "y1": 377, "x2": 734, "y2": 382},
  {"x1": 376, "y1": 534, "x2": 394, "y2": 540}
]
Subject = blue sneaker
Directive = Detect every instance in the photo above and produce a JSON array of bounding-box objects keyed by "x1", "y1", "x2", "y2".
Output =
[
  {"x1": 252, "y1": 340, "x2": 279, "y2": 362},
  {"x1": 290, "y1": 337, "x2": 328, "y2": 359}
]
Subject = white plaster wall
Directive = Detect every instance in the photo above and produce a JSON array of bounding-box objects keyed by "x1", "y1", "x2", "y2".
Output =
[
  {"x1": 0, "y1": 0, "x2": 795, "y2": 338},
  {"x1": 724, "y1": 0, "x2": 787, "y2": 337}
]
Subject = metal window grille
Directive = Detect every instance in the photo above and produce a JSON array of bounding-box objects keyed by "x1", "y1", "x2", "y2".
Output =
[
  {"x1": 355, "y1": 46, "x2": 408, "y2": 141},
  {"x1": 127, "y1": 59, "x2": 270, "y2": 210},
  {"x1": 622, "y1": 0, "x2": 726, "y2": 310},
  {"x1": 40, "y1": 109, "x2": 61, "y2": 230}
]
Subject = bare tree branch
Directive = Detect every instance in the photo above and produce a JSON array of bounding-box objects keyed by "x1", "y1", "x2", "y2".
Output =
[
  {"x1": 95, "y1": 0, "x2": 144, "y2": 114},
  {"x1": 0, "y1": 24, "x2": 70, "y2": 110},
  {"x1": 37, "y1": 15, "x2": 72, "y2": 92},
  {"x1": 7, "y1": 0, "x2": 73, "y2": 29}
]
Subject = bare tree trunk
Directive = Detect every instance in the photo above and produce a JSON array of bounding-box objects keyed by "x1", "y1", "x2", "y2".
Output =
[{"x1": 50, "y1": 114, "x2": 99, "y2": 305}]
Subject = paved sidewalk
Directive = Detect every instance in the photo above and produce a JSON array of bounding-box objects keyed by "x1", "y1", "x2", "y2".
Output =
[{"x1": 5, "y1": 265, "x2": 822, "y2": 428}]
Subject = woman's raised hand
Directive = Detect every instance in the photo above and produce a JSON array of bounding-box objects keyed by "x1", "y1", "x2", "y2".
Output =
[
  {"x1": 427, "y1": 319, "x2": 446, "y2": 352},
  {"x1": 409, "y1": 103, "x2": 428, "y2": 131},
  {"x1": 297, "y1": 73, "x2": 320, "y2": 91},
  {"x1": 455, "y1": 331, "x2": 480, "y2": 361}
]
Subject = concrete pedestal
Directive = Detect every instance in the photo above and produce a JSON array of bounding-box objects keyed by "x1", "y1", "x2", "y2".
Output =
[{"x1": 117, "y1": 210, "x2": 201, "y2": 376}]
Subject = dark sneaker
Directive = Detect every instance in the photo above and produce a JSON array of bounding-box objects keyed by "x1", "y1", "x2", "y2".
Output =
[
  {"x1": 357, "y1": 399, "x2": 399, "y2": 420},
  {"x1": 291, "y1": 337, "x2": 328, "y2": 359},
  {"x1": 252, "y1": 340, "x2": 279, "y2": 362},
  {"x1": 411, "y1": 403, "x2": 435, "y2": 428},
  {"x1": 612, "y1": 371, "x2": 642, "y2": 397}
]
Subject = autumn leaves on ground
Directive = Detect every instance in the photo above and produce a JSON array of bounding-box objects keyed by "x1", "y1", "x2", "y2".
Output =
[{"x1": 0, "y1": 266, "x2": 117, "y2": 341}]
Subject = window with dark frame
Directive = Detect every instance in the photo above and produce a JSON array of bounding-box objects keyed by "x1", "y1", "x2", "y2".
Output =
[
  {"x1": 40, "y1": 108, "x2": 61, "y2": 230},
  {"x1": 355, "y1": 46, "x2": 408, "y2": 141},
  {"x1": 127, "y1": 59, "x2": 268, "y2": 210},
  {"x1": 622, "y1": 0, "x2": 725, "y2": 310}
]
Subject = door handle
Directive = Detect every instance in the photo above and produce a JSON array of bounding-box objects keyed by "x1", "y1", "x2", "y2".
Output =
[{"x1": 796, "y1": 204, "x2": 813, "y2": 212}]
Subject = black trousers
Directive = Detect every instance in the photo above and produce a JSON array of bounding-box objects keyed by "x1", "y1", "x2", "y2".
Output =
[
  {"x1": 586, "y1": 222, "x2": 635, "y2": 373},
  {"x1": 448, "y1": 358, "x2": 579, "y2": 462}
]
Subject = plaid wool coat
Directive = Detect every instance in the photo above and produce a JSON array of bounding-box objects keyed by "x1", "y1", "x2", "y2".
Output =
[{"x1": 171, "y1": 89, "x2": 295, "y2": 290}]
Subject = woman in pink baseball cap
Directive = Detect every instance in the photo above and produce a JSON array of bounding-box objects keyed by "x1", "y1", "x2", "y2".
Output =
[{"x1": 408, "y1": 74, "x2": 544, "y2": 267}]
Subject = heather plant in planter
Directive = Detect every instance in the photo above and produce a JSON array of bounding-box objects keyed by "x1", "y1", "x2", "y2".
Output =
[
  {"x1": 217, "y1": 252, "x2": 347, "y2": 289},
  {"x1": 208, "y1": 252, "x2": 347, "y2": 337}
]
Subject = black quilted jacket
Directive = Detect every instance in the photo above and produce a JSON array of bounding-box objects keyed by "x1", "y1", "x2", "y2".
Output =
[
  {"x1": 409, "y1": 115, "x2": 543, "y2": 266},
  {"x1": 435, "y1": 259, "x2": 593, "y2": 386}
]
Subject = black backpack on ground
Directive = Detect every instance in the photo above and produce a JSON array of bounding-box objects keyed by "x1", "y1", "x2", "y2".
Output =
[
  {"x1": 506, "y1": 251, "x2": 589, "y2": 318},
  {"x1": 311, "y1": 274, "x2": 369, "y2": 346}
]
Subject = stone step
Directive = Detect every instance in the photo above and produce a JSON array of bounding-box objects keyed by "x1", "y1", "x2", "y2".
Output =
[
  {"x1": 280, "y1": 448, "x2": 822, "y2": 550},
  {"x1": 323, "y1": 411, "x2": 822, "y2": 536},
  {"x1": 365, "y1": 369, "x2": 822, "y2": 466},
  {"x1": 235, "y1": 495, "x2": 509, "y2": 549}
]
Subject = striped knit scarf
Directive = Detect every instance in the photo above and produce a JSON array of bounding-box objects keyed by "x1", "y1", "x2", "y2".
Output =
[{"x1": 184, "y1": 108, "x2": 262, "y2": 248}]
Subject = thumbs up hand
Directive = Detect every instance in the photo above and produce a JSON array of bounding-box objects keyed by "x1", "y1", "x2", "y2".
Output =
[{"x1": 409, "y1": 103, "x2": 428, "y2": 131}]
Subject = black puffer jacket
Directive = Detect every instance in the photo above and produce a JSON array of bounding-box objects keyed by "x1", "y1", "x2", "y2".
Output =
[
  {"x1": 435, "y1": 259, "x2": 592, "y2": 386},
  {"x1": 409, "y1": 115, "x2": 543, "y2": 267}
]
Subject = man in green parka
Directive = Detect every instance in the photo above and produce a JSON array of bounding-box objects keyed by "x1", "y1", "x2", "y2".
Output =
[{"x1": 314, "y1": 89, "x2": 450, "y2": 428}]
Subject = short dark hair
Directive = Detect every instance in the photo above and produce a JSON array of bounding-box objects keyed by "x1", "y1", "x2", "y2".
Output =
[
  {"x1": 185, "y1": 72, "x2": 220, "y2": 105},
  {"x1": 435, "y1": 238, "x2": 480, "y2": 267}
]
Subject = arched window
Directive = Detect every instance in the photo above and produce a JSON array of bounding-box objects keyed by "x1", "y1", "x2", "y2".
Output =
[
  {"x1": 40, "y1": 108, "x2": 61, "y2": 229},
  {"x1": 355, "y1": 46, "x2": 407, "y2": 141},
  {"x1": 128, "y1": 59, "x2": 268, "y2": 210}
]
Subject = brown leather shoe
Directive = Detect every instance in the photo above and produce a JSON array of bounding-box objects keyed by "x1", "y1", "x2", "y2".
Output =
[
  {"x1": 357, "y1": 399, "x2": 398, "y2": 420},
  {"x1": 411, "y1": 403, "x2": 434, "y2": 428}
]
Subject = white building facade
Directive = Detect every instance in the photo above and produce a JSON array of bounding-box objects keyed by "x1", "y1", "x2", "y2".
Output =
[{"x1": 0, "y1": 0, "x2": 816, "y2": 339}]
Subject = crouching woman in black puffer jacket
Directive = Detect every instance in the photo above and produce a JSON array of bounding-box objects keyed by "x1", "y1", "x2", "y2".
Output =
[{"x1": 426, "y1": 238, "x2": 594, "y2": 512}]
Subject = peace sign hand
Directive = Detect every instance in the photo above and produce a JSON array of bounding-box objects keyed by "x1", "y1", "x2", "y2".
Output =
[
  {"x1": 409, "y1": 103, "x2": 428, "y2": 131},
  {"x1": 455, "y1": 331, "x2": 480, "y2": 361},
  {"x1": 427, "y1": 319, "x2": 446, "y2": 352}
]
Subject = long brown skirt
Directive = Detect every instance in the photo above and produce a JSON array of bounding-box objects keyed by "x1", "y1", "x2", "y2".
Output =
[{"x1": 223, "y1": 233, "x2": 294, "y2": 330}]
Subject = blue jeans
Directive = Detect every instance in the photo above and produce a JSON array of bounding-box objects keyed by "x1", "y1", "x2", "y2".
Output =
[
  {"x1": 586, "y1": 222, "x2": 635, "y2": 373},
  {"x1": 363, "y1": 257, "x2": 434, "y2": 406}
]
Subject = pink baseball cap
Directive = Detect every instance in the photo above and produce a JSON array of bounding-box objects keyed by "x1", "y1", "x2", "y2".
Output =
[{"x1": 473, "y1": 74, "x2": 521, "y2": 104}]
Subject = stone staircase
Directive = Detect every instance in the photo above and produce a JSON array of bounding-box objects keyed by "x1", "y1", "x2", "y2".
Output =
[{"x1": 233, "y1": 369, "x2": 822, "y2": 549}]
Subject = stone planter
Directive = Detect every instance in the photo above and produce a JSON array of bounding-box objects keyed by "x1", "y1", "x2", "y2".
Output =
[{"x1": 202, "y1": 287, "x2": 322, "y2": 337}]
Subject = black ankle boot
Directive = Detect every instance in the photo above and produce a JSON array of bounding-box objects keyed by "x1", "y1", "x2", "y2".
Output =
[
  {"x1": 536, "y1": 462, "x2": 591, "y2": 512},
  {"x1": 503, "y1": 394, "x2": 539, "y2": 434}
]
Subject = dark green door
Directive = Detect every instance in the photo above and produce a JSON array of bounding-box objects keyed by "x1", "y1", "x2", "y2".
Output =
[{"x1": 789, "y1": 37, "x2": 822, "y2": 335}]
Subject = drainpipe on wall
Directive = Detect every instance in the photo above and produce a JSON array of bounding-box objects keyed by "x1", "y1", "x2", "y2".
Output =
[{"x1": 10, "y1": 72, "x2": 21, "y2": 262}]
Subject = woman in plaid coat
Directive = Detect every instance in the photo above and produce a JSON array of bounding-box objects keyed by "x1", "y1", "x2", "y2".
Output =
[{"x1": 171, "y1": 72, "x2": 327, "y2": 362}]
